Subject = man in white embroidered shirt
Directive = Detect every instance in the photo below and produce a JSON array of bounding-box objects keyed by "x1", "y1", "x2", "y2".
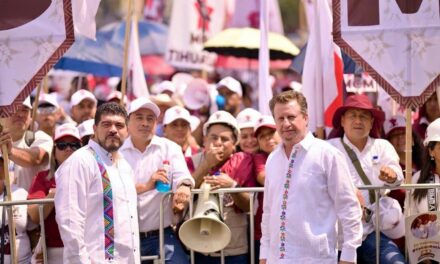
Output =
[
  {"x1": 120, "y1": 97, "x2": 194, "y2": 263},
  {"x1": 260, "y1": 91, "x2": 362, "y2": 264},
  {"x1": 55, "y1": 103, "x2": 140, "y2": 263}
]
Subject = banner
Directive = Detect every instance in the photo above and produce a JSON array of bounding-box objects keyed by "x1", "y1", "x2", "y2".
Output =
[
  {"x1": 166, "y1": 0, "x2": 226, "y2": 71},
  {"x1": 229, "y1": 0, "x2": 284, "y2": 34},
  {"x1": 407, "y1": 212, "x2": 440, "y2": 263}
]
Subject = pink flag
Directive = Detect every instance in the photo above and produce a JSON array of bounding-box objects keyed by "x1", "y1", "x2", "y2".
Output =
[
  {"x1": 302, "y1": 0, "x2": 343, "y2": 132},
  {"x1": 128, "y1": 19, "x2": 149, "y2": 99}
]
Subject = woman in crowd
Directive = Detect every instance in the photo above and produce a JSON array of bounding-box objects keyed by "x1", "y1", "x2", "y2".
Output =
[
  {"x1": 407, "y1": 118, "x2": 440, "y2": 215},
  {"x1": 413, "y1": 92, "x2": 440, "y2": 139},
  {"x1": 236, "y1": 108, "x2": 261, "y2": 154},
  {"x1": 252, "y1": 115, "x2": 281, "y2": 261},
  {"x1": 27, "y1": 123, "x2": 82, "y2": 263}
]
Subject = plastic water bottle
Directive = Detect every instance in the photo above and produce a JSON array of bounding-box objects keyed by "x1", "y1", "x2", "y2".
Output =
[
  {"x1": 216, "y1": 95, "x2": 225, "y2": 110},
  {"x1": 156, "y1": 160, "x2": 171, "y2": 192}
]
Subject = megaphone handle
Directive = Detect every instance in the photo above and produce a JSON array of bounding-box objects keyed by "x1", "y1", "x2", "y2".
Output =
[{"x1": 218, "y1": 192, "x2": 225, "y2": 217}]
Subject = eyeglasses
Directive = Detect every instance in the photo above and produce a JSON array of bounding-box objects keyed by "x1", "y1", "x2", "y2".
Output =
[
  {"x1": 37, "y1": 106, "x2": 57, "y2": 114},
  {"x1": 55, "y1": 142, "x2": 81, "y2": 151}
]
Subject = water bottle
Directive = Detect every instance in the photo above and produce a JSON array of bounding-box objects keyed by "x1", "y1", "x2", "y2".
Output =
[{"x1": 156, "y1": 160, "x2": 171, "y2": 192}]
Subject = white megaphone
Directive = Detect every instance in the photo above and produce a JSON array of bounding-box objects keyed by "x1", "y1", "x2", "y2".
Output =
[
  {"x1": 179, "y1": 183, "x2": 231, "y2": 253},
  {"x1": 182, "y1": 78, "x2": 211, "y2": 110}
]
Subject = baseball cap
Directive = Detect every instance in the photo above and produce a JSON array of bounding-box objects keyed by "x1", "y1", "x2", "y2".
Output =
[
  {"x1": 70, "y1": 89, "x2": 97, "y2": 107},
  {"x1": 105, "y1": 91, "x2": 128, "y2": 104},
  {"x1": 38, "y1": 93, "x2": 59, "y2": 108},
  {"x1": 203, "y1": 110, "x2": 240, "y2": 140},
  {"x1": 22, "y1": 96, "x2": 32, "y2": 109},
  {"x1": 236, "y1": 108, "x2": 261, "y2": 130},
  {"x1": 217, "y1": 76, "x2": 242, "y2": 97},
  {"x1": 54, "y1": 123, "x2": 81, "y2": 141},
  {"x1": 128, "y1": 97, "x2": 160, "y2": 117},
  {"x1": 383, "y1": 116, "x2": 406, "y2": 138},
  {"x1": 189, "y1": 115, "x2": 201, "y2": 132},
  {"x1": 424, "y1": 118, "x2": 440, "y2": 146},
  {"x1": 156, "y1": 81, "x2": 176, "y2": 95},
  {"x1": 78, "y1": 119, "x2": 94, "y2": 138},
  {"x1": 254, "y1": 115, "x2": 277, "y2": 137},
  {"x1": 163, "y1": 106, "x2": 191, "y2": 125}
]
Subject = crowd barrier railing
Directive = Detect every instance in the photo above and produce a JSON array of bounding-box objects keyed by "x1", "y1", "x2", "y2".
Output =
[{"x1": 2, "y1": 184, "x2": 440, "y2": 264}]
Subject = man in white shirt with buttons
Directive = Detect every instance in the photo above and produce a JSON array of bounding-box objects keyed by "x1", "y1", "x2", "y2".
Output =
[
  {"x1": 260, "y1": 90, "x2": 362, "y2": 264},
  {"x1": 55, "y1": 102, "x2": 140, "y2": 263},
  {"x1": 120, "y1": 97, "x2": 194, "y2": 263}
]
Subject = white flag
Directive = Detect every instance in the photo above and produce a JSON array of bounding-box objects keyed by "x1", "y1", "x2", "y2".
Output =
[
  {"x1": 129, "y1": 19, "x2": 149, "y2": 98},
  {"x1": 72, "y1": 0, "x2": 101, "y2": 39},
  {"x1": 258, "y1": 0, "x2": 272, "y2": 115}
]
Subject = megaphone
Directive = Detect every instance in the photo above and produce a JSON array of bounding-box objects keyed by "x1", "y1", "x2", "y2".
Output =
[
  {"x1": 182, "y1": 78, "x2": 211, "y2": 110},
  {"x1": 179, "y1": 184, "x2": 231, "y2": 253}
]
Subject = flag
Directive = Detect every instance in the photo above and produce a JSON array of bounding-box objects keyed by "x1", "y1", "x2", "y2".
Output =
[
  {"x1": 258, "y1": 0, "x2": 272, "y2": 115},
  {"x1": 128, "y1": 19, "x2": 149, "y2": 98},
  {"x1": 72, "y1": 0, "x2": 101, "y2": 39},
  {"x1": 229, "y1": 0, "x2": 284, "y2": 34},
  {"x1": 302, "y1": 0, "x2": 343, "y2": 132}
]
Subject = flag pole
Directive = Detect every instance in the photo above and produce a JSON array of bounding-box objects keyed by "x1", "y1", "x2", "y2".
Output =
[
  {"x1": 121, "y1": 0, "x2": 134, "y2": 106},
  {"x1": 0, "y1": 120, "x2": 18, "y2": 264},
  {"x1": 30, "y1": 80, "x2": 44, "y2": 132},
  {"x1": 405, "y1": 108, "x2": 412, "y2": 183}
]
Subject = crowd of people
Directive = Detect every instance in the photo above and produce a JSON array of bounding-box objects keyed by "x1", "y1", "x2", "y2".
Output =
[{"x1": 1, "y1": 73, "x2": 440, "y2": 264}]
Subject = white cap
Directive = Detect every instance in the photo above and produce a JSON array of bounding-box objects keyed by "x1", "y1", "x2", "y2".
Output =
[
  {"x1": 23, "y1": 96, "x2": 32, "y2": 109},
  {"x1": 203, "y1": 110, "x2": 240, "y2": 140},
  {"x1": 156, "y1": 81, "x2": 176, "y2": 95},
  {"x1": 183, "y1": 78, "x2": 210, "y2": 110},
  {"x1": 38, "y1": 93, "x2": 59, "y2": 108},
  {"x1": 70, "y1": 89, "x2": 97, "y2": 107},
  {"x1": 77, "y1": 119, "x2": 94, "y2": 138},
  {"x1": 105, "y1": 91, "x2": 128, "y2": 104},
  {"x1": 54, "y1": 123, "x2": 81, "y2": 141},
  {"x1": 254, "y1": 115, "x2": 277, "y2": 137},
  {"x1": 371, "y1": 197, "x2": 405, "y2": 239},
  {"x1": 424, "y1": 118, "x2": 440, "y2": 146},
  {"x1": 236, "y1": 108, "x2": 261, "y2": 130},
  {"x1": 128, "y1": 97, "x2": 160, "y2": 117},
  {"x1": 163, "y1": 106, "x2": 191, "y2": 125},
  {"x1": 217, "y1": 76, "x2": 242, "y2": 97},
  {"x1": 384, "y1": 115, "x2": 406, "y2": 138},
  {"x1": 290, "y1": 81, "x2": 303, "y2": 92}
]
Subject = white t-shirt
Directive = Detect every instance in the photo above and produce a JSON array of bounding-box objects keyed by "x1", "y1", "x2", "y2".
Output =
[
  {"x1": 12, "y1": 130, "x2": 53, "y2": 191},
  {"x1": 0, "y1": 185, "x2": 31, "y2": 264}
]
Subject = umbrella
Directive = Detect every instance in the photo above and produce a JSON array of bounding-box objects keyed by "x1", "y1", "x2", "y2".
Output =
[
  {"x1": 54, "y1": 19, "x2": 171, "y2": 76},
  {"x1": 203, "y1": 27, "x2": 300, "y2": 60},
  {"x1": 290, "y1": 43, "x2": 363, "y2": 74}
]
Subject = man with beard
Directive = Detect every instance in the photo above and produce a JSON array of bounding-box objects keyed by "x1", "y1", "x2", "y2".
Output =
[
  {"x1": 0, "y1": 97, "x2": 53, "y2": 190},
  {"x1": 54, "y1": 102, "x2": 140, "y2": 263},
  {"x1": 70, "y1": 89, "x2": 97, "y2": 125},
  {"x1": 120, "y1": 97, "x2": 194, "y2": 264}
]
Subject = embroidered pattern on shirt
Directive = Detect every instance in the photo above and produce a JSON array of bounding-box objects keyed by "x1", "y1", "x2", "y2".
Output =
[{"x1": 279, "y1": 147, "x2": 299, "y2": 259}]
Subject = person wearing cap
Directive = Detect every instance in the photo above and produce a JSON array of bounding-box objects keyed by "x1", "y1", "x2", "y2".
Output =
[
  {"x1": 260, "y1": 90, "x2": 362, "y2": 264},
  {"x1": 54, "y1": 103, "x2": 140, "y2": 263},
  {"x1": 217, "y1": 76, "x2": 243, "y2": 117},
  {"x1": 236, "y1": 108, "x2": 261, "y2": 154},
  {"x1": 413, "y1": 92, "x2": 440, "y2": 139},
  {"x1": 0, "y1": 97, "x2": 53, "y2": 191},
  {"x1": 27, "y1": 123, "x2": 82, "y2": 263},
  {"x1": 77, "y1": 119, "x2": 95, "y2": 145},
  {"x1": 150, "y1": 93, "x2": 177, "y2": 137},
  {"x1": 187, "y1": 110, "x2": 256, "y2": 263},
  {"x1": 36, "y1": 93, "x2": 61, "y2": 137},
  {"x1": 406, "y1": 118, "x2": 440, "y2": 215},
  {"x1": 163, "y1": 106, "x2": 200, "y2": 158},
  {"x1": 251, "y1": 115, "x2": 280, "y2": 262},
  {"x1": 119, "y1": 97, "x2": 194, "y2": 264},
  {"x1": 106, "y1": 90, "x2": 129, "y2": 106},
  {"x1": 155, "y1": 80, "x2": 176, "y2": 97},
  {"x1": 327, "y1": 94, "x2": 405, "y2": 263},
  {"x1": 70, "y1": 89, "x2": 97, "y2": 125}
]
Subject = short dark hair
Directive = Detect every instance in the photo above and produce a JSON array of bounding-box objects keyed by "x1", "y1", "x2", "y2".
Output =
[
  {"x1": 269, "y1": 90, "x2": 308, "y2": 116},
  {"x1": 94, "y1": 102, "x2": 128, "y2": 125}
]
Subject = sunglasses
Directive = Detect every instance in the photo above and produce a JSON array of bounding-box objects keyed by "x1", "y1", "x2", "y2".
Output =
[{"x1": 55, "y1": 142, "x2": 81, "y2": 151}]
